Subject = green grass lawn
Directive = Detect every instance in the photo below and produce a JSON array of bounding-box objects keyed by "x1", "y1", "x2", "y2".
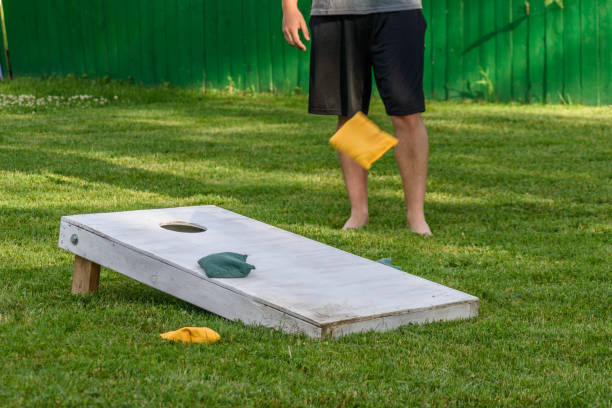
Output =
[{"x1": 0, "y1": 77, "x2": 610, "y2": 407}]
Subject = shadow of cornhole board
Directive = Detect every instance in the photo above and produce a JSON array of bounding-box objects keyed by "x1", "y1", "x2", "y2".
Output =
[{"x1": 58, "y1": 206, "x2": 478, "y2": 338}]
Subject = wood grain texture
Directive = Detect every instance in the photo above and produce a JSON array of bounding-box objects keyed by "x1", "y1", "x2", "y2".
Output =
[
  {"x1": 431, "y1": 0, "x2": 447, "y2": 100},
  {"x1": 189, "y1": 0, "x2": 204, "y2": 87},
  {"x1": 175, "y1": 0, "x2": 191, "y2": 87},
  {"x1": 528, "y1": 0, "x2": 546, "y2": 103},
  {"x1": 58, "y1": 206, "x2": 478, "y2": 338},
  {"x1": 580, "y1": 0, "x2": 600, "y2": 105},
  {"x1": 140, "y1": 0, "x2": 155, "y2": 85},
  {"x1": 447, "y1": 0, "x2": 464, "y2": 100},
  {"x1": 495, "y1": 0, "x2": 512, "y2": 102},
  {"x1": 545, "y1": 5, "x2": 564, "y2": 103},
  {"x1": 511, "y1": 0, "x2": 529, "y2": 102},
  {"x1": 203, "y1": 0, "x2": 219, "y2": 88},
  {"x1": 72, "y1": 255, "x2": 100, "y2": 294},
  {"x1": 463, "y1": 0, "x2": 480, "y2": 99},
  {"x1": 600, "y1": 0, "x2": 612, "y2": 105},
  {"x1": 563, "y1": 0, "x2": 582, "y2": 104},
  {"x1": 479, "y1": 0, "x2": 496, "y2": 97}
]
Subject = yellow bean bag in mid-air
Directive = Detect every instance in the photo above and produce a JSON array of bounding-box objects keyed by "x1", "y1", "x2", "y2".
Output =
[
  {"x1": 160, "y1": 327, "x2": 221, "y2": 344},
  {"x1": 329, "y1": 112, "x2": 398, "y2": 170}
]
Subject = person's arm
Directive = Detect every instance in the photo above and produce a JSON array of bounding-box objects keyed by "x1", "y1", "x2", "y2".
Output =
[{"x1": 282, "y1": 0, "x2": 310, "y2": 51}]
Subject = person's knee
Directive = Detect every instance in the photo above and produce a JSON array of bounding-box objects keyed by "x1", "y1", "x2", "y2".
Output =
[{"x1": 391, "y1": 113, "x2": 422, "y2": 131}]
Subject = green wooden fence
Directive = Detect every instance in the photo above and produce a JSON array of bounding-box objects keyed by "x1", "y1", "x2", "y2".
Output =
[{"x1": 1, "y1": 0, "x2": 610, "y2": 105}]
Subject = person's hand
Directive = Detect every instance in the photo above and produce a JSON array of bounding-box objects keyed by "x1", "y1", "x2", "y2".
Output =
[{"x1": 282, "y1": 6, "x2": 310, "y2": 51}]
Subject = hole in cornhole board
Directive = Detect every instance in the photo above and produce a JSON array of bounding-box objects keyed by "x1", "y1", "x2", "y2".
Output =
[{"x1": 160, "y1": 221, "x2": 207, "y2": 233}]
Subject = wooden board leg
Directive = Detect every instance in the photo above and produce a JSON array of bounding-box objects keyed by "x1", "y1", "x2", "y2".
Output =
[{"x1": 72, "y1": 255, "x2": 100, "y2": 294}]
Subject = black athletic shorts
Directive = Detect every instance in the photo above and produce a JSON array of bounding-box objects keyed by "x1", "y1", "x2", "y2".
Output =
[{"x1": 308, "y1": 9, "x2": 427, "y2": 117}]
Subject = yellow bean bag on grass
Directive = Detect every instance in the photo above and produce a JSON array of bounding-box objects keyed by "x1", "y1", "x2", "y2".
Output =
[{"x1": 160, "y1": 327, "x2": 221, "y2": 344}]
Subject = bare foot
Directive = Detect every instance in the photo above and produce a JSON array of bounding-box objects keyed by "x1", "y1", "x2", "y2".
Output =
[
  {"x1": 342, "y1": 213, "x2": 369, "y2": 230},
  {"x1": 407, "y1": 215, "x2": 432, "y2": 235}
]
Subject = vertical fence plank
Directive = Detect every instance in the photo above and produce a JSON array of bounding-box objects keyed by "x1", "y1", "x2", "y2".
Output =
[
  {"x1": 102, "y1": 0, "x2": 118, "y2": 79},
  {"x1": 88, "y1": 1, "x2": 105, "y2": 77},
  {"x1": 511, "y1": 0, "x2": 528, "y2": 102},
  {"x1": 528, "y1": 0, "x2": 546, "y2": 102},
  {"x1": 66, "y1": 0, "x2": 81, "y2": 76},
  {"x1": 140, "y1": 0, "x2": 155, "y2": 85},
  {"x1": 189, "y1": 0, "x2": 204, "y2": 88},
  {"x1": 462, "y1": 0, "x2": 480, "y2": 99},
  {"x1": 215, "y1": 1, "x2": 232, "y2": 89},
  {"x1": 256, "y1": 1, "x2": 274, "y2": 92},
  {"x1": 242, "y1": 0, "x2": 260, "y2": 92},
  {"x1": 114, "y1": 0, "x2": 130, "y2": 80},
  {"x1": 22, "y1": 0, "x2": 38, "y2": 75},
  {"x1": 80, "y1": 3, "x2": 98, "y2": 77},
  {"x1": 296, "y1": 43, "x2": 309, "y2": 94},
  {"x1": 422, "y1": 0, "x2": 433, "y2": 99},
  {"x1": 203, "y1": 0, "x2": 219, "y2": 89},
  {"x1": 174, "y1": 0, "x2": 187, "y2": 86},
  {"x1": 479, "y1": 0, "x2": 496, "y2": 100},
  {"x1": 581, "y1": 0, "x2": 600, "y2": 105},
  {"x1": 495, "y1": 0, "x2": 512, "y2": 102},
  {"x1": 127, "y1": 0, "x2": 141, "y2": 82},
  {"x1": 600, "y1": 0, "x2": 612, "y2": 105},
  {"x1": 269, "y1": 2, "x2": 286, "y2": 92},
  {"x1": 35, "y1": 1, "x2": 52, "y2": 75},
  {"x1": 95, "y1": 0, "x2": 110, "y2": 77},
  {"x1": 431, "y1": 0, "x2": 447, "y2": 100},
  {"x1": 175, "y1": 0, "x2": 191, "y2": 87},
  {"x1": 280, "y1": 0, "x2": 301, "y2": 93},
  {"x1": 283, "y1": 43, "x2": 299, "y2": 93},
  {"x1": 110, "y1": 0, "x2": 125, "y2": 79},
  {"x1": 563, "y1": 0, "x2": 582, "y2": 104},
  {"x1": 151, "y1": 0, "x2": 167, "y2": 83},
  {"x1": 545, "y1": 3, "x2": 564, "y2": 103},
  {"x1": 57, "y1": 0, "x2": 74, "y2": 76},
  {"x1": 296, "y1": 0, "x2": 312, "y2": 93},
  {"x1": 46, "y1": 2, "x2": 65, "y2": 75},
  {"x1": 227, "y1": 0, "x2": 246, "y2": 90},
  {"x1": 79, "y1": 0, "x2": 103, "y2": 77},
  {"x1": 447, "y1": 0, "x2": 464, "y2": 100},
  {"x1": 165, "y1": 0, "x2": 179, "y2": 85}
]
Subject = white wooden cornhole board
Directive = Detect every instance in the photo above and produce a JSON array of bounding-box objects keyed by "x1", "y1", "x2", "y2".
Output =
[{"x1": 58, "y1": 205, "x2": 478, "y2": 338}]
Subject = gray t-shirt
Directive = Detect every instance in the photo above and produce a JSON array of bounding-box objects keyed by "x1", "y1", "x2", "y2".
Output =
[{"x1": 311, "y1": 0, "x2": 422, "y2": 15}]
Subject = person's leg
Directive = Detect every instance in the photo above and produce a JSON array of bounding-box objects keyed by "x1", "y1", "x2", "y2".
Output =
[
  {"x1": 390, "y1": 113, "x2": 431, "y2": 235},
  {"x1": 370, "y1": 9, "x2": 430, "y2": 234},
  {"x1": 308, "y1": 15, "x2": 373, "y2": 229},
  {"x1": 336, "y1": 115, "x2": 369, "y2": 229}
]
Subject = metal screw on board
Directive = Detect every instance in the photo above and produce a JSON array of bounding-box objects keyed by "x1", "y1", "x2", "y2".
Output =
[{"x1": 70, "y1": 234, "x2": 78, "y2": 245}]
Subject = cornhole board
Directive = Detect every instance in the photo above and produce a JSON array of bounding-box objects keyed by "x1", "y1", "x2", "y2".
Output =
[{"x1": 58, "y1": 206, "x2": 478, "y2": 338}]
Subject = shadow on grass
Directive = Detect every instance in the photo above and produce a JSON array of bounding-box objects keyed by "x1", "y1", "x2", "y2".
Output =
[
  {"x1": 1, "y1": 262, "x2": 212, "y2": 315},
  {"x1": 0, "y1": 134, "x2": 605, "y2": 212}
]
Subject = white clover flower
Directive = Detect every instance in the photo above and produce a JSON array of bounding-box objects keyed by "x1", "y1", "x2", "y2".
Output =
[{"x1": 0, "y1": 92, "x2": 115, "y2": 110}]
